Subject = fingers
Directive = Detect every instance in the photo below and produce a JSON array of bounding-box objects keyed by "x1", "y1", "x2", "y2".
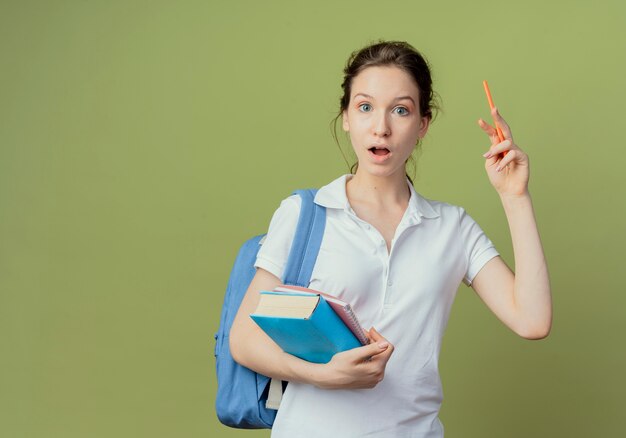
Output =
[
  {"x1": 493, "y1": 148, "x2": 526, "y2": 172},
  {"x1": 349, "y1": 335, "x2": 390, "y2": 363},
  {"x1": 327, "y1": 328, "x2": 395, "y2": 389},
  {"x1": 346, "y1": 327, "x2": 394, "y2": 363},
  {"x1": 477, "y1": 119, "x2": 501, "y2": 146},
  {"x1": 491, "y1": 107, "x2": 512, "y2": 139},
  {"x1": 368, "y1": 327, "x2": 384, "y2": 342},
  {"x1": 367, "y1": 327, "x2": 394, "y2": 362},
  {"x1": 478, "y1": 118, "x2": 496, "y2": 135},
  {"x1": 483, "y1": 138, "x2": 528, "y2": 171},
  {"x1": 483, "y1": 139, "x2": 513, "y2": 159}
]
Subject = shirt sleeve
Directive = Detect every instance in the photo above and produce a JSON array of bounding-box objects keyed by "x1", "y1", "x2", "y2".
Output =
[
  {"x1": 253, "y1": 194, "x2": 302, "y2": 280},
  {"x1": 459, "y1": 207, "x2": 500, "y2": 286}
]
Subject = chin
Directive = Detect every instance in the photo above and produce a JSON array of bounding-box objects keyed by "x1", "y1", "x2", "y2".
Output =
[{"x1": 358, "y1": 164, "x2": 405, "y2": 179}]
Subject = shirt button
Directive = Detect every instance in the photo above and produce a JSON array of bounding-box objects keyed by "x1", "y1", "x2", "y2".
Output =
[{"x1": 387, "y1": 280, "x2": 393, "y2": 286}]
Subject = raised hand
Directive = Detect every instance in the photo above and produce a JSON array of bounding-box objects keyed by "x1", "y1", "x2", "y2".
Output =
[{"x1": 478, "y1": 107, "x2": 530, "y2": 197}]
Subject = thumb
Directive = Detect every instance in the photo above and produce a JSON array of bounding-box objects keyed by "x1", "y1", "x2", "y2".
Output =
[{"x1": 349, "y1": 338, "x2": 389, "y2": 363}]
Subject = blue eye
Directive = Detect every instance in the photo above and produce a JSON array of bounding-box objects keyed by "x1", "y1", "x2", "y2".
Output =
[
  {"x1": 358, "y1": 103, "x2": 372, "y2": 112},
  {"x1": 394, "y1": 107, "x2": 409, "y2": 116}
]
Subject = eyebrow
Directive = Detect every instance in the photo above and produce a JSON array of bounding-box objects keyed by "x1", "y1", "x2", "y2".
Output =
[{"x1": 353, "y1": 93, "x2": 415, "y2": 104}]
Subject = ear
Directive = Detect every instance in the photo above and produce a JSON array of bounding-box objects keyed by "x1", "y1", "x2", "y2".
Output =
[
  {"x1": 418, "y1": 116, "x2": 431, "y2": 138},
  {"x1": 342, "y1": 110, "x2": 349, "y2": 132}
]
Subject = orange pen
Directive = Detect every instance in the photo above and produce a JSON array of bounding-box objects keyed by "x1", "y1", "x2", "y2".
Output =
[{"x1": 482, "y1": 80, "x2": 507, "y2": 156}]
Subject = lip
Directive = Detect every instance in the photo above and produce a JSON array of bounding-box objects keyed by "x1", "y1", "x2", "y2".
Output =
[{"x1": 367, "y1": 146, "x2": 392, "y2": 163}]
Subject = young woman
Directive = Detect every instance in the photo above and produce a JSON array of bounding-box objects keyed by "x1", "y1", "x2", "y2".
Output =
[{"x1": 230, "y1": 40, "x2": 551, "y2": 437}]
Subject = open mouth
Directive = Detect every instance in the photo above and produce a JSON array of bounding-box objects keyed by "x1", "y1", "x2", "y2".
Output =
[{"x1": 369, "y1": 146, "x2": 390, "y2": 156}]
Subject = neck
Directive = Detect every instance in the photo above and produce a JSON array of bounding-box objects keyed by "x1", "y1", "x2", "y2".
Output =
[{"x1": 346, "y1": 169, "x2": 411, "y2": 207}]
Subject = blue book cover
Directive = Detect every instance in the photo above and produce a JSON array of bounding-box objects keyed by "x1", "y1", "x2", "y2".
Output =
[{"x1": 250, "y1": 292, "x2": 362, "y2": 364}]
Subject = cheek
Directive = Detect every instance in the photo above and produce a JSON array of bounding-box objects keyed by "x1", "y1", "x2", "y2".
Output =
[
  {"x1": 355, "y1": 117, "x2": 374, "y2": 133},
  {"x1": 405, "y1": 121, "x2": 423, "y2": 140}
]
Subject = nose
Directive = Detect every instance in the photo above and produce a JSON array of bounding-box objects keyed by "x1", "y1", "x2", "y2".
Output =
[{"x1": 373, "y1": 112, "x2": 390, "y2": 137}]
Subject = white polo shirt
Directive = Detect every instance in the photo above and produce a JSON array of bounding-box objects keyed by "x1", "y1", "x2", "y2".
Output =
[{"x1": 254, "y1": 174, "x2": 499, "y2": 437}]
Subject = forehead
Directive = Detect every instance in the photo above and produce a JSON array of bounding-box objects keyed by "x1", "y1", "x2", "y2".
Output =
[{"x1": 351, "y1": 66, "x2": 420, "y2": 100}]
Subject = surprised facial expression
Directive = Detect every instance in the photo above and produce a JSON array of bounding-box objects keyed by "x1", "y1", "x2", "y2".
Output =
[{"x1": 342, "y1": 66, "x2": 430, "y2": 179}]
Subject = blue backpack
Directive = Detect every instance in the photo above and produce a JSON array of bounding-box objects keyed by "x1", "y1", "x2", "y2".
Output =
[{"x1": 214, "y1": 189, "x2": 326, "y2": 429}]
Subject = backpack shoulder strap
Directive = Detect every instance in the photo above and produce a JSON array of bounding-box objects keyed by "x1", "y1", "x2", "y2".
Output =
[
  {"x1": 267, "y1": 188, "x2": 325, "y2": 410},
  {"x1": 282, "y1": 188, "x2": 326, "y2": 287}
]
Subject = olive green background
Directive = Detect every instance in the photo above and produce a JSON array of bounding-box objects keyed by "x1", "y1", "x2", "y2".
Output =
[{"x1": 1, "y1": 0, "x2": 624, "y2": 437}]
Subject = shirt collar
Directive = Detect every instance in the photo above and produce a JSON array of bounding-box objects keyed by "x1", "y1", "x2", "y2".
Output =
[{"x1": 314, "y1": 174, "x2": 440, "y2": 221}]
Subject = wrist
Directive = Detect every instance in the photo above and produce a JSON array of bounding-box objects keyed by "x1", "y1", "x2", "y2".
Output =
[
  {"x1": 286, "y1": 354, "x2": 326, "y2": 386},
  {"x1": 499, "y1": 190, "x2": 531, "y2": 204},
  {"x1": 499, "y1": 191, "x2": 534, "y2": 217},
  {"x1": 308, "y1": 362, "x2": 331, "y2": 388}
]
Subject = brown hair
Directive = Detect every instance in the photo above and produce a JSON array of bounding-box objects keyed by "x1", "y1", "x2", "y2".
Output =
[{"x1": 330, "y1": 40, "x2": 441, "y2": 183}]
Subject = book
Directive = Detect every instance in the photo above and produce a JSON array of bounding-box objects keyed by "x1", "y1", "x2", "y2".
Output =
[
  {"x1": 250, "y1": 290, "x2": 366, "y2": 364},
  {"x1": 272, "y1": 285, "x2": 370, "y2": 346}
]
